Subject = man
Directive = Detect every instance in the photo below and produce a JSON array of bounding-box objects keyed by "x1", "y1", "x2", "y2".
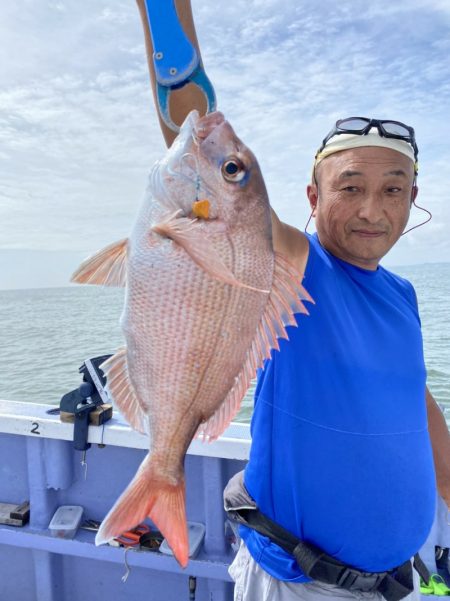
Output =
[
  {"x1": 225, "y1": 123, "x2": 441, "y2": 601},
  {"x1": 135, "y1": 2, "x2": 450, "y2": 599}
]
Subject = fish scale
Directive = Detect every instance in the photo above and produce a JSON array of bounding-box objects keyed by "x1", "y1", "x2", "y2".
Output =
[
  {"x1": 127, "y1": 226, "x2": 267, "y2": 417},
  {"x1": 130, "y1": 263, "x2": 244, "y2": 423},
  {"x1": 71, "y1": 110, "x2": 313, "y2": 566}
]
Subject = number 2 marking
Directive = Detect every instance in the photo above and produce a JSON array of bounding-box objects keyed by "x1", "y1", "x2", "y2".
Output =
[{"x1": 31, "y1": 422, "x2": 40, "y2": 435}]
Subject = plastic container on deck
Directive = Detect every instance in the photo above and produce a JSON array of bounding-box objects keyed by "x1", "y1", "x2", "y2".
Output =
[
  {"x1": 159, "y1": 522, "x2": 205, "y2": 559},
  {"x1": 48, "y1": 505, "x2": 83, "y2": 539}
]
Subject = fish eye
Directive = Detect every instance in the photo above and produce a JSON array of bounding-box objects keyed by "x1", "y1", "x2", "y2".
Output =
[{"x1": 221, "y1": 158, "x2": 246, "y2": 182}]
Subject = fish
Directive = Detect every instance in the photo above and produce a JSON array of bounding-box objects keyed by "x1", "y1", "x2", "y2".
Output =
[{"x1": 71, "y1": 110, "x2": 313, "y2": 567}]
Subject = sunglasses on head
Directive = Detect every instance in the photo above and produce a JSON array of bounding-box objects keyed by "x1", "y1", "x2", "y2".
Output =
[{"x1": 316, "y1": 117, "x2": 419, "y2": 165}]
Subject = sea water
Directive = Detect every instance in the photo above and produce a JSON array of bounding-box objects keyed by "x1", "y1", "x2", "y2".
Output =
[{"x1": 0, "y1": 263, "x2": 449, "y2": 424}]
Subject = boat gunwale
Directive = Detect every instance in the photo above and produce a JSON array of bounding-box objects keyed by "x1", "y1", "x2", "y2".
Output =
[{"x1": 0, "y1": 399, "x2": 251, "y2": 460}]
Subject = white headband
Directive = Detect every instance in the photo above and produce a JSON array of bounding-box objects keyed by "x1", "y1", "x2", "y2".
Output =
[{"x1": 315, "y1": 128, "x2": 416, "y2": 167}]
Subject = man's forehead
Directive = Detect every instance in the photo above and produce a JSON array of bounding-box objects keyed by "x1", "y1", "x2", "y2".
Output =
[{"x1": 319, "y1": 146, "x2": 414, "y2": 176}]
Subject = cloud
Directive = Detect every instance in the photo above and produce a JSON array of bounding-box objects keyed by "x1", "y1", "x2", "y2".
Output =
[{"x1": 0, "y1": 0, "x2": 449, "y2": 288}]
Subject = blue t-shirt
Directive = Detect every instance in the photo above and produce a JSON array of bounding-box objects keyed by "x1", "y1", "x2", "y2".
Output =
[{"x1": 242, "y1": 233, "x2": 436, "y2": 582}]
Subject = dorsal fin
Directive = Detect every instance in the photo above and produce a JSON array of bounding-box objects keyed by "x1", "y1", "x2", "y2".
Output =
[
  {"x1": 71, "y1": 239, "x2": 128, "y2": 287},
  {"x1": 197, "y1": 252, "x2": 314, "y2": 441}
]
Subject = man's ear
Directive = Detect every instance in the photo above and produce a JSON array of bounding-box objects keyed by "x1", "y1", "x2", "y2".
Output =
[
  {"x1": 411, "y1": 184, "x2": 419, "y2": 205},
  {"x1": 307, "y1": 184, "x2": 318, "y2": 216}
]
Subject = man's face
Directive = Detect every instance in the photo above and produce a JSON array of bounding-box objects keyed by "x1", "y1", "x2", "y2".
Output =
[{"x1": 307, "y1": 146, "x2": 417, "y2": 270}]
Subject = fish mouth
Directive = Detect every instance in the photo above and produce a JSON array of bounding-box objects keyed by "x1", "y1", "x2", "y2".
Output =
[
  {"x1": 157, "y1": 111, "x2": 229, "y2": 221},
  {"x1": 177, "y1": 110, "x2": 228, "y2": 158},
  {"x1": 191, "y1": 111, "x2": 226, "y2": 144}
]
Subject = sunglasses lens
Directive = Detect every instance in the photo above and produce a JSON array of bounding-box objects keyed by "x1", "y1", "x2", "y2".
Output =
[
  {"x1": 338, "y1": 118, "x2": 369, "y2": 132},
  {"x1": 381, "y1": 121, "x2": 411, "y2": 137}
]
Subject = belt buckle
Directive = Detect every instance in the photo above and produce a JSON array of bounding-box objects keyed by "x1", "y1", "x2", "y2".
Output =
[{"x1": 337, "y1": 567, "x2": 385, "y2": 592}]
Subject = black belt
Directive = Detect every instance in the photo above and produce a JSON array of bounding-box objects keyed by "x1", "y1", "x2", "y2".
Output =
[{"x1": 236, "y1": 508, "x2": 429, "y2": 601}]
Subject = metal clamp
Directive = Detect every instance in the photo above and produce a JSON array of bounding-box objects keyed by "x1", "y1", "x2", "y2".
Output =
[{"x1": 144, "y1": 0, "x2": 216, "y2": 132}]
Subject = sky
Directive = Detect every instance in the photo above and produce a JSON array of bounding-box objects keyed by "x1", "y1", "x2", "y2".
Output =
[{"x1": 0, "y1": 0, "x2": 449, "y2": 289}]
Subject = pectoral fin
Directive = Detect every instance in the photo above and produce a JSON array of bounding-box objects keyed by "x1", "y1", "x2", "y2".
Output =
[
  {"x1": 71, "y1": 239, "x2": 128, "y2": 287},
  {"x1": 152, "y1": 212, "x2": 269, "y2": 293}
]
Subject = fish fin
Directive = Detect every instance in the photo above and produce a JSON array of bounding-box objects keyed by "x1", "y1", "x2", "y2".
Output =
[
  {"x1": 100, "y1": 348, "x2": 148, "y2": 435},
  {"x1": 152, "y1": 212, "x2": 269, "y2": 294},
  {"x1": 95, "y1": 454, "x2": 189, "y2": 567},
  {"x1": 197, "y1": 252, "x2": 314, "y2": 441},
  {"x1": 70, "y1": 238, "x2": 128, "y2": 287}
]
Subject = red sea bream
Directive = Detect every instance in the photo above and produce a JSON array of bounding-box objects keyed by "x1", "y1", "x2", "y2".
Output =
[{"x1": 71, "y1": 111, "x2": 313, "y2": 566}]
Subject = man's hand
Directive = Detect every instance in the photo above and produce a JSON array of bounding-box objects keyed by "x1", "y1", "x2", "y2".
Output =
[
  {"x1": 271, "y1": 209, "x2": 309, "y2": 279},
  {"x1": 427, "y1": 387, "x2": 450, "y2": 507}
]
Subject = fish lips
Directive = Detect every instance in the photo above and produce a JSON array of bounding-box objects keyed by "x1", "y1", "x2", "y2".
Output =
[{"x1": 192, "y1": 111, "x2": 226, "y2": 143}]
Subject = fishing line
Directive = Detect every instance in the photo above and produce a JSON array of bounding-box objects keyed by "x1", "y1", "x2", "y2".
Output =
[
  {"x1": 176, "y1": 152, "x2": 214, "y2": 195},
  {"x1": 304, "y1": 184, "x2": 319, "y2": 232},
  {"x1": 121, "y1": 547, "x2": 132, "y2": 583},
  {"x1": 304, "y1": 209, "x2": 314, "y2": 233},
  {"x1": 81, "y1": 457, "x2": 88, "y2": 481},
  {"x1": 150, "y1": 152, "x2": 213, "y2": 213}
]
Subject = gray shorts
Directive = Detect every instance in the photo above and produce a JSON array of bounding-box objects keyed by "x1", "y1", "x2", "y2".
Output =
[{"x1": 229, "y1": 543, "x2": 421, "y2": 601}]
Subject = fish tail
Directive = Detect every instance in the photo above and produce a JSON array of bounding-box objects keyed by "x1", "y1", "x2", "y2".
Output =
[{"x1": 95, "y1": 454, "x2": 188, "y2": 567}]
